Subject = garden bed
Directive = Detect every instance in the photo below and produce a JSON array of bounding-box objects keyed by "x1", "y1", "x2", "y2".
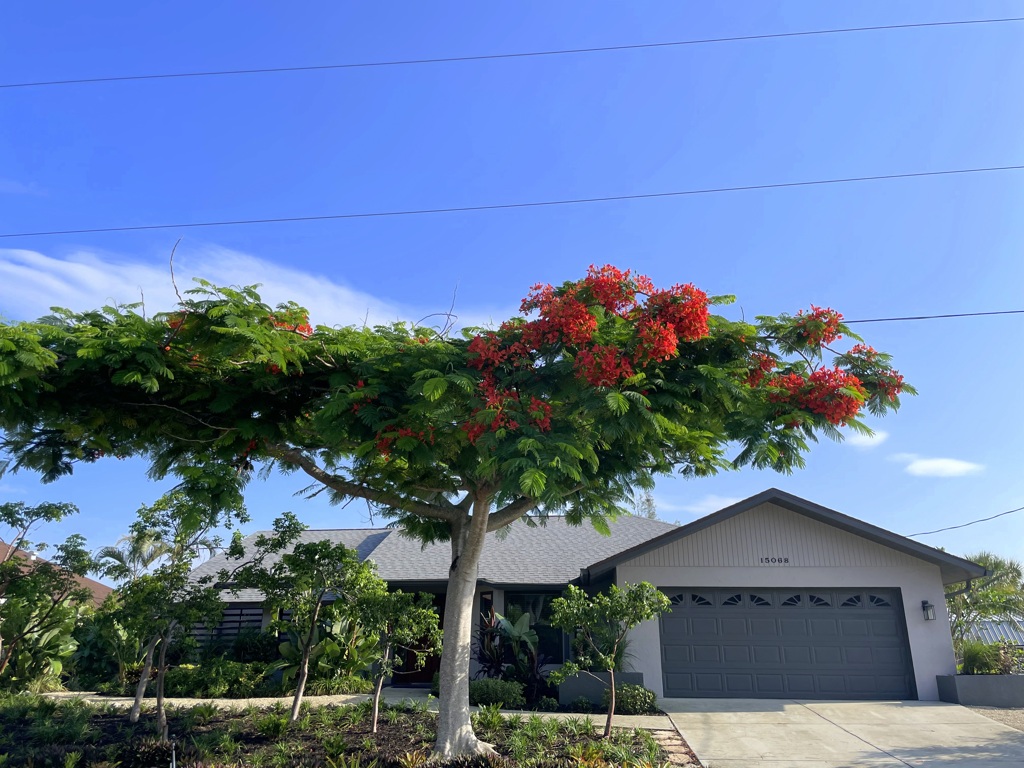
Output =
[
  {"x1": 0, "y1": 693, "x2": 698, "y2": 767},
  {"x1": 937, "y1": 674, "x2": 1024, "y2": 707}
]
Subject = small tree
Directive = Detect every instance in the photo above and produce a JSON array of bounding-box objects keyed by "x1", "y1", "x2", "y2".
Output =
[
  {"x1": 550, "y1": 582, "x2": 670, "y2": 737},
  {"x1": 947, "y1": 552, "x2": 1024, "y2": 653},
  {"x1": 0, "y1": 502, "x2": 94, "y2": 685},
  {"x1": 358, "y1": 588, "x2": 442, "y2": 732},
  {"x1": 110, "y1": 491, "x2": 232, "y2": 734},
  {"x1": 222, "y1": 512, "x2": 382, "y2": 722},
  {"x1": 117, "y1": 563, "x2": 222, "y2": 738}
]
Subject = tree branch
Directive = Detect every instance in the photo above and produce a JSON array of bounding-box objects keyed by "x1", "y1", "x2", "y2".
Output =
[
  {"x1": 269, "y1": 444, "x2": 458, "y2": 523},
  {"x1": 486, "y1": 497, "x2": 536, "y2": 532}
]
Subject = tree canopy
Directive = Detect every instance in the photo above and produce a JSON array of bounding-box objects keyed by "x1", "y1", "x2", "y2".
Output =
[{"x1": 0, "y1": 265, "x2": 911, "y2": 756}]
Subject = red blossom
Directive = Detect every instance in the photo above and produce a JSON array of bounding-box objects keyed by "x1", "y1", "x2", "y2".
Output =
[
  {"x1": 746, "y1": 352, "x2": 776, "y2": 387},
  {"x1": 768, "y1": 367, "x2": 866, "y2": 426},
  {"x1": 643, "y1": 284, "x2": 709, "y2": 342},
  {"x1": 633, "y1": 319, "x2": 678, "y2": 364},
  {"x1": 795, "y1": 306, "x2": 843, "y2": 346},
  {"x1": 575, "y1": 345, "x2": 634, "y2": 387}
]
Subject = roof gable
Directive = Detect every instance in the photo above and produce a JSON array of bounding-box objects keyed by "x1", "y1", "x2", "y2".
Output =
[{"x1": 585, "y1": 489, "x2": 985, "y2": 585}]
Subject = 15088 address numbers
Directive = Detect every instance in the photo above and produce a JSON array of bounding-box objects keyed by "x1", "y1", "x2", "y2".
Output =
[{"x1": 759, "y1": 557, "x2": 790, "y2": 564}]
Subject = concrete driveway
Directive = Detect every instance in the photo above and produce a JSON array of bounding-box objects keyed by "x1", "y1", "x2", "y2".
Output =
[{"x1": 659, "y1": 698, "x2": 1024, "y2": 768}]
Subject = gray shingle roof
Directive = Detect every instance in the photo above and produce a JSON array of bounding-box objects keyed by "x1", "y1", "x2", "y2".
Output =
[{"x1": 192, "y1": 516, "x2": 675, "y2": 601}]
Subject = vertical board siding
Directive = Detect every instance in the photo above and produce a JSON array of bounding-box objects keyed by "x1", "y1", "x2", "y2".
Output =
[{"x1": 625, "y1": 503, "x2": 920, "y2": 568}]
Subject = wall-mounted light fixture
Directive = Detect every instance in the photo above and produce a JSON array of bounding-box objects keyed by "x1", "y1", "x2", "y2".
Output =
[{"x1": 921, "y1": 600, "x2": 936, "y2": 621}]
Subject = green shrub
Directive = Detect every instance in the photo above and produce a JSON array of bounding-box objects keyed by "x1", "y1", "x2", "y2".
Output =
[
  {"x1": 570, "y1": 695, "x2": 593, "y2": 713},
  {"x1": 229, "y1": 628, "x2": 280, "y2": 663},
  {"x1": 468, "y1": 678, "x2": 526, "y2": 708},
  {"x1": 533, "y1": 696, "x2": 559, "y2": 712},
  {"x1": 164, "y1": 659, "x2": 270, "y2": 698},
  {"x1": 960, "y1": 640, "x2": 1002, "y2": 675},
  {"x1": 603, "y1": 683, "x2": 657, "y2": 715}
]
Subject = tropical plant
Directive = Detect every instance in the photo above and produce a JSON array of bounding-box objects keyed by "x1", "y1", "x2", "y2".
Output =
[
  {"x1": 946, "y1": 552, "x2": 1024, "y2": 652},
  {"x1": 0, "y1": 267, "x2": 911, "y2": 756},
  {"x1": 272, "y1": 616, "x2": 377, "y2": 690},
  {"x1": 96, "y1": 530, "x2": 172, "y2": 584},
  {"x1": 0, "y1": 502, "x2": 95, "y2": 688},
  {"x1": 550, "y1": 582, "x2": 670, "y2": 737}
]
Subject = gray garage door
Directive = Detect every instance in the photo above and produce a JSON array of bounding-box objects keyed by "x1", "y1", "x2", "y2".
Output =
[{"x1": 660, "y1": 588, "x2": 914, "y2": 699}]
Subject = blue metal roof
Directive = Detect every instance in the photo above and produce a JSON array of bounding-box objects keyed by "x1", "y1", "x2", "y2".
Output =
[{"x1": 967, "y1": 618, "x2": 1024, "y2": 645}]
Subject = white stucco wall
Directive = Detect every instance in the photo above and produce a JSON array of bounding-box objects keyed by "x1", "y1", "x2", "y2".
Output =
[{"x1": 616, "y1": 503, "x2": 956, "y2": 701}]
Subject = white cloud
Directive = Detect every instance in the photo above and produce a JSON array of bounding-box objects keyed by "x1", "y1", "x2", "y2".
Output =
[
  {"x1": 0, "y1": 178, "x2": 45, "y2": 196},
  {"x1": 657, "y1": 494, "x2": 745, "y2": 517},
  {"x1": 0, "y1": 246, "x2": 506, "y2": 329},
  {"x1": 889, "y1": 453, "x2": 983, "y2": 477},
  {"x1": 846, "y1": 430, "x2": 889, "y2": 449}
]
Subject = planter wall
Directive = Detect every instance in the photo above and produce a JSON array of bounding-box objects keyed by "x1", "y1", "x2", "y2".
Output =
[
  {"x1": 557, "y1": 671, "x2": 644, "y2": 706},
  {"x1": 936, "y1": 674, "x2": 1024, "y2": 707}
]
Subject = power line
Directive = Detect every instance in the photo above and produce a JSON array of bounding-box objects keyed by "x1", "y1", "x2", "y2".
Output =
[
  {"x1": 3, "y1": 16, "x2": 1023, "y2": 90},
  {"x1": 2, "y1": 163, "x2": 1022, "y2": 240},
  {"x1": 847, "y1": 310, "x2": 1024, "y2": 324},
  {"x1": 907, "y1": 505, "x2": 1024, "y2": 537}
]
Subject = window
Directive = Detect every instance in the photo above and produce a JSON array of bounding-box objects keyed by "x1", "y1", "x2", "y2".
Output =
[
  {"x1": 841, "y1": 594, "x2": 862, "y2": 608},
  {"x1": 781, "y1": 594, "x2": 802, "y2": 607},
  {"x1": 722, "y1": 593, "x2": 743, "y2": 606},
  {"x1": 868, "y1": 594, "x2": 892, "y2": 608},
  {"x1": 749, "y1": 594, "x2": 772, "y2": 607},
  {"x1": 669, "y1": 593, "x2": 687, "y2": 606},
  {"x1": 691, "y1": 593, "x2": 713, "y2": 606},
  {"x1": 809, "y1": 594, "x2": 831, "y2": 607},
  {"x1": 503, "y1": 592, "x2": 563, "y2": 663}
]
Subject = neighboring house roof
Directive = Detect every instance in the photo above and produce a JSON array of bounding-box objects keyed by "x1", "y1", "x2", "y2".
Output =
[
  {"x1": 968, "y1": 618, "x2": 1024, "y2": 645},
  {"x1": 0, "y1": 542, "x2": 114, "y2": 607},
  {"x1": 583, "y1": 488, "x2": 987, "y2": 586},
  {"x1": 192, "y1": 515, "x2": 676, "y2": 601}
]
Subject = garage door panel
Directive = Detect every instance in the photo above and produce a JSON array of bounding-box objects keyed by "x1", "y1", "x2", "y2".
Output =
[
  {"x1": 660, "y1": 589, "x2": 913, "y2": 700},
  {"x1": 749, "y1": 618, "x2": 778, "y2": 636},
  {"x1": 753, "y1": 645, "x2": 781, "y2": 664}
]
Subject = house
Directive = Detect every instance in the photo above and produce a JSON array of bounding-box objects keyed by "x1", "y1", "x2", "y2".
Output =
[
  {"x1": 191, "y1": 488, "x2": 984, "y2": 701},
  {"x1": 0, "y1": 542, "x2": 114, "y2": 607}
]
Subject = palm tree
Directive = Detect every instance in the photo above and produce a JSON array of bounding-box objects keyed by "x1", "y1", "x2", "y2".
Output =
[
  {"x1": 97, "y1": 530, "x2": 172, "y2": 583},
  {"x1": 946, "y1": 552, "x2": 1024, "y2": 651}
]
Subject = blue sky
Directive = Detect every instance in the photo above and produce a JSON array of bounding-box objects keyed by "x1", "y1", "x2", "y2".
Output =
[{"x1": 2, "y1": 2, "x2": 1023, "y2": 568}]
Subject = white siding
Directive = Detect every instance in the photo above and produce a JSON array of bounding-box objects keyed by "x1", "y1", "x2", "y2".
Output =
[
  {"x1": 625, "y1": 502, "x2": 921, "y2": 569},
  {"x1": 618, "y1": 503, "x2": 956, "y2": 701}
]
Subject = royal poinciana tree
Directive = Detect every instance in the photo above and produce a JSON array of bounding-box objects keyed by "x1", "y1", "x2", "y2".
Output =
[{"x1": 0, "y1": 266, "x2": 911, "y2": 756}]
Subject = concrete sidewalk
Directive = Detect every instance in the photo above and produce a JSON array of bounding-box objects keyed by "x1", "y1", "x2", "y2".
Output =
[{"x1": 660, "y1": 698, "x2": 1024, "y2": 768}]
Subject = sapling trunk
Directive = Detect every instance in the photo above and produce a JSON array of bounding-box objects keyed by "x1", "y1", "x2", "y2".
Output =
[
  {"x1": 371, "y1": 642, "x2": 390, "y2": 733},
  {"x1": 130, "y1": 636, "x2": 159, "y2": 723},
  {"x1": 290, "y1": 600, "x2": 321, "y2": 722},
  {"x1": 604, "y1": 666, "x2": 616, "y2": 739},
  {"x1": 155, "y1": 628, "x2": 173, "y2": 742}
]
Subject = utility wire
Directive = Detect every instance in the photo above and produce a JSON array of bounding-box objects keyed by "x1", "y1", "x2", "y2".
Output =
[
  {"x1": 847, "y1": 310, "x2": 1024, "y2": 324},
  {"x1": 907, "y1": 505, "x2": 1024, "y2": 537},
  {"x1": 2, "y1": 163, "x2": 1022, "y2": 240},
  {"x1": 2, "y1": 16, "x2": 1023, "y2": 90}
]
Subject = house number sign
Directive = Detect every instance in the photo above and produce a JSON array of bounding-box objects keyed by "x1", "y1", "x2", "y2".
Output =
[{"x1": 759, "y1": 556, "x2": 790, "y2": 564}]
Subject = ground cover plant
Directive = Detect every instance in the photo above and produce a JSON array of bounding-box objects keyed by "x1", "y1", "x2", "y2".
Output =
[{"x1": 0, "y1": 694, "x2": 672, "y2": 768}]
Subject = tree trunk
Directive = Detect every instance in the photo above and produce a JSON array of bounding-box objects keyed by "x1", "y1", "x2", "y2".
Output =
[
  {"x1": 130, "y1": 636, "x2": 159, "y2": 723},
  {"x1": 290, "y1": 601, "x2": 321, "y2": 723},
  {"x1": 603, "y1": 666, "x2": 616, "y2": 738},
  {"x1": 371, "y1": 642, "x2": 390, "y2": 733},
  {"x1": 155, "y1": 628, "x2": 173, "y2": 742},
  {"x1": 433, "y1": 503, "x2": 494, "y2": 759}
]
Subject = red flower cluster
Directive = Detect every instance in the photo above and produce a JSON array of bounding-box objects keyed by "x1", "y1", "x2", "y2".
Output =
[
  {"x1": 769, "y1": 367, "x2": 866, "y2": 425},
  {"x1": 579, "y1": 264, "x2": 654, "y2": 315},
  {"x1": 528, "y1": 396, "x2": 552, "y2": 431},
  {"x1": 645, "y1": 284, "x2": 710, "y2": 342},
  {"x1": 848, "y1": 343, "x2": 878, "y2": 361},
  {"x1": 875, "y1": 369, "x2": 905, "y2": 402},
  {"x1": 794, "y1": 306, "x2": 842, "y2": 346},
  {"x1": 575, "y1": 345, "x2": 634, "y2": 388},
  {"x1": 746, "y1": 352, "x2": 776, "y2": 387},
  {"x1": 634, "y1": 319, "x2": 678, "y2": 364},
  {"x1": 270, "y1": 315, "x2": 314, "y2": 338}
]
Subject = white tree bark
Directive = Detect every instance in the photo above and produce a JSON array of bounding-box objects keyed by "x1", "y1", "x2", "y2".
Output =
[{"x1": 432, "y1": 501, "x2": 495, "y2": 759}]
